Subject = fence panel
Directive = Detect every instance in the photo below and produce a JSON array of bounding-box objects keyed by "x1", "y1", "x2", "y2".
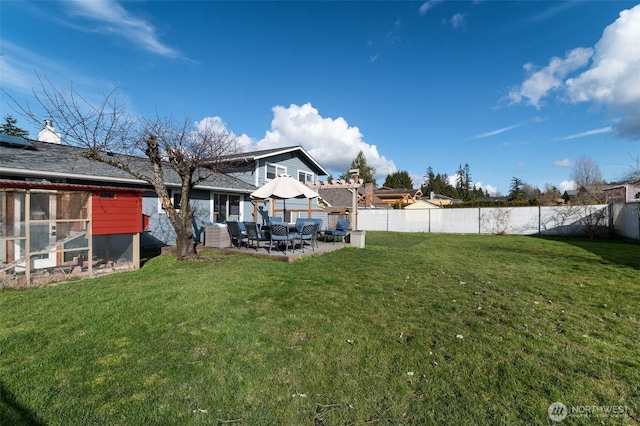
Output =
[
  {"x1": 388, "y1": 210, "x2": 430, "y2": 232},
  {"x1": 358, "y1": 209, "x2": 390, "y2": 231},
  {"x1": 479, "y1": 207, "x2": 540, "y2": 234},
  {"x1": 611, "y1": 204, "x2": 640, "y2": 240},
  {"x1": 356, "y1": 204, "x2": 629, "y2": 238},
  {"x1": 436, "y1": 208, "x2": 480, "y2": 233}
]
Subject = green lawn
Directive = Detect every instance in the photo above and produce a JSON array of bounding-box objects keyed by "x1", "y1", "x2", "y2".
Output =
[{"x1": 1, "y1": 233, "x2": 639, "y2": 425}]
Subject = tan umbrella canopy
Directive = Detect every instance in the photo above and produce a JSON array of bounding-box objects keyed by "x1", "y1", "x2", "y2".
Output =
[{"x1": 251, "y1": 174, "x2": 318, "y2": 219}]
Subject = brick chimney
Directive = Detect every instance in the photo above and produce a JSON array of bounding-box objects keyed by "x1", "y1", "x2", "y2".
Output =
[{"x1": 365, "y1": 183, "x2": 374, "y2": 207}]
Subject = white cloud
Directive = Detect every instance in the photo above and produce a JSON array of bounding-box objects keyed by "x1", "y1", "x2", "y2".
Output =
[
  {"x1": 565, "y1": 5, "x2": 640, "y2": 139},
  {"x1": 553, "y1": 159, "x2": 573, "y2": 168},
  {"x1": 409, "y1": 172, "x2": 424, "y2": 189},
  {"x1": 469, "y1": 123, "x2": 522, "y2": 139},
  {"x1": 508, "y1": 47, "x2": 593, "y2": 108},
  {"x1": 558, "y1": 180, "x2": 577, "y2": 192},
  {"x1": 451, "y1": 13, "x2": 466, "y2": 29},
  {"x1": 249, "y1": 103, "x2": 396, "y2": 180},
  {"x1": 509, "y1": 4, "x2": 640, "y2": 139},
  {"x1": 419, "y1": 0, "x2": 444, "y2": 16},
  {"x1": 0, "y1": 41, "x2": 79, "y2": 95},
  {"x1": 195, "y1": 116, "x2": 254, "y2": 152},
  {"x1": 447, "y1": 173, "x2": 459, "y2": 187},
  {"x1": 474, "y1": 182, "x2": 499, "y2": 196},
  {"x1": 64, "y1": 0, "x2": 182, "y2": 58},
  {"x1": 554, "y1": 126, "x2": 612, "y2": 141}
]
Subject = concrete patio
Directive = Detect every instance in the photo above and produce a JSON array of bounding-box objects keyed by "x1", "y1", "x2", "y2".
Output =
[{"x1": 201, "y1": 237, "x2": 350, "y2": 262}]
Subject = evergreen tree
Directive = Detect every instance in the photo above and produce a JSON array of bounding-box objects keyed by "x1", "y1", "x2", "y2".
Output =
[
  {"x1": 509, "y1": 177, "x2": 525, "y2": 200},
  {"x1": 455, "y1": 163, "x2": 472, "y2": 201},
  {"x1": 423, "y1": 166, "x2": 436, "y2": 192},
  {"x1": 421, "y1": 166, "x2": 459, "y2": 199},
  {"x1": 0, "y1": 115, "x2": 30, "y2": 138},
  {"x1": 383, "y1": 170, "x2": 413, "y2": 189},
  {"x1": 344, "y1": 150, "x2": 376, "y2": 186}
]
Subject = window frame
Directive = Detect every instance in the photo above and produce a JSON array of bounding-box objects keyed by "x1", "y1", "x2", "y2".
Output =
[
  {"x1": 266, "y1": 163, "x2": 287, "y2": 180},
  {"x1": 298, "y1": 170, "x2": 314, "y2": 184}
]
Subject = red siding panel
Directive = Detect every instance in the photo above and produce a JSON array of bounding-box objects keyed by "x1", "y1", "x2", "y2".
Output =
[{"x1": 92, "y1": 192, "x2": 142, "y2": 235}]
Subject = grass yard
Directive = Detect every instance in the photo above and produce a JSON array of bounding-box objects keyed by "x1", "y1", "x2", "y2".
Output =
[{"x1": 1, "y1": 233, "x2": 639, "y2": 425}]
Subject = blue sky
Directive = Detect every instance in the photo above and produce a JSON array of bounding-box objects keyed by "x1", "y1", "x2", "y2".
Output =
[{"x1": 2, "y1": 0, "x2": 639, "y2": 194}]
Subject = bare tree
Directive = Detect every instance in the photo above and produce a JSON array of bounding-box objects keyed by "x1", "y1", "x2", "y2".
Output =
[
  {"x1": 622, "y1": 154, "x2": 640, "y2": 182},
  {"x1": 570, "y1": 155, "x2": 605, "y2": 204},
  {"x1": 10, "y1": 75, "x2": 238, "y2": 259}
]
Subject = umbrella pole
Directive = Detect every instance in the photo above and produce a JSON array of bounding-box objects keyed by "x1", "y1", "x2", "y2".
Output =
[{"x1": 283, "y1": 199, "x2": 286, "y2": 222}]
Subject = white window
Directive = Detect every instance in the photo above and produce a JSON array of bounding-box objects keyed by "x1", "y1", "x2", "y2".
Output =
[
  {"x1": 159, "y1": 190, "x2": 182, "y2": 213},
  {"x1": 298, "y1": 171, "x2": 314, "y2": 183},
  {"x1": 266, "y1": 164, "x2": 286, "y2": 180},
  {"x1": 172, "y1": 192, "x2": 182, "y2": 209}
]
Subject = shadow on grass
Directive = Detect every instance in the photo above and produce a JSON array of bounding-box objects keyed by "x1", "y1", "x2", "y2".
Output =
[
  {"x1": 0, "y1": 381, "x2": 45, "y2": 426},
  {"x1": 534, "y1": 235, "x2": 640, "y2": 270},
  {"x1": 140, "y1": 246, "x2": 163, "y2": 267}
]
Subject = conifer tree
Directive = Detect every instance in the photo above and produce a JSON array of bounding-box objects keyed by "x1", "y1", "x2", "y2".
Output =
[{"x1": 0, "y1": 115, "x2": 30, "y2": 138}]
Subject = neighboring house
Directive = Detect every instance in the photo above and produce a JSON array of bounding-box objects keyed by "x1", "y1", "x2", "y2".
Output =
[
  {"x1": 423, "y1": 192, "x2": 459, "y2": 206},
  {"x1": 604, "y1": 183, "x2": 640, "y2": 203},
  {"x1": 318, "y1": 186, "x2": 363, "y2": 211},
  {"x1": 222, "y1": 146, "x2": 329, "y2": 222},
  {"x1": 562, "y1": 185, "x2": 605, "y2": 204},
  {"x1": 404, "y1": 199, "x2": 442, "y2": 209},
  {"x1": 368, "y1": 187, "x2": 423, "y2": 208}
]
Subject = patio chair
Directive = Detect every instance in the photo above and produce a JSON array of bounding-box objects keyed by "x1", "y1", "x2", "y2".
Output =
[
  {"x1": 269, "y1": 223, "x2": 295, "y2": 255},
  {"x1": 325, "y1": 218, "x2": 349, "y2": 244},
  {"x1": 308, "y1": 218, "x2": 323, "y2": 248},
  {"x1": 296, "y1": 222, "x2": 318, "y2": 253},
  {"x1": 243, "y1": 221, "x2": 268, "y2": 251},
  {"x1": 269, "y1": 217, "x2": 283, "y2": 225},
  {"x1": 226, "y1": 221, "x2": 248, "y2": 249},
  {"x1": 294, "y1": 217, "x2": 307, "y2": 232}
]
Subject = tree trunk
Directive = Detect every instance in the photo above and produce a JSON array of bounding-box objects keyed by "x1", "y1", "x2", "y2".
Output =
[
  {"x1": 172, "y1": 210, "x2": 197, "y2": 260},
  {"x1": 175, "y1": 232, "x2": 197, "y2": 259}
]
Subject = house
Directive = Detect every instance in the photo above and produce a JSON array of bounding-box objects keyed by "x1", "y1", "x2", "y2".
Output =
[
  {"x1": 562, "y1": 185, "x2": 605, "y2": 204},
  {"x1": 604, "y1": 183, "x2": 640, "y2": 203},
  {"x1": 1, "y1": 129, "x2": 329, "y2": 251},
  {"x1": 404, "y1": 199, "x2": 442, "y2": 209},
  {"x1": 221, "y1": 146, "x2": 329, "y2": 222},
  {"x1": 369, "y1": 187, "x2": 423, "y2": 209},
  {"x1": 318, "y1": 186, "x2": 363, "y2": 211}
]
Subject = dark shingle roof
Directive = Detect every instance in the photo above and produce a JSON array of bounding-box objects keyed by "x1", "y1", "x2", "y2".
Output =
[
  {"x1": 318, "y1": 187, "x2": 358, "y2": 208},
  {"x1": 0, "y1": 139, "x2": 255, "y2": 192}
]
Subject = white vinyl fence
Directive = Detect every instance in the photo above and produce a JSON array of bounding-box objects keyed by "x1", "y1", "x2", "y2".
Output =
[
  {"x1": 357, "y1": 204, "x2": 639, "y2": 240},
  {"x1": 609, "y1": 203, "x2": 640, "y2": 240}
]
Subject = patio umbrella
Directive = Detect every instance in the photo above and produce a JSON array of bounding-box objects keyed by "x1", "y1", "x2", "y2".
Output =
[{"x1": 250, "y1": 174, "x2": 318, "y2": 219}]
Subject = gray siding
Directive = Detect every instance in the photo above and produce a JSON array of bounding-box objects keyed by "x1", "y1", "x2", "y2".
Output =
[
  {"x1": 255, "y1": 153, "x2": 321, "y2": 219},
  {"x1": 191, "y1": 190, "x2": 211, "y2": 244},
  {"x1": 142, "y1": 193, "x2": 175, "y2": 247},
  {"x1": 141, "y1": 190, "x2": 210, "y2": 246}
]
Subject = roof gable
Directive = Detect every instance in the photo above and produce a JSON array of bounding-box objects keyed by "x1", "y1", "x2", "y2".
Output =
[{"x1": 222, "y1": 145, "x2": 329, "y2": 176}]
